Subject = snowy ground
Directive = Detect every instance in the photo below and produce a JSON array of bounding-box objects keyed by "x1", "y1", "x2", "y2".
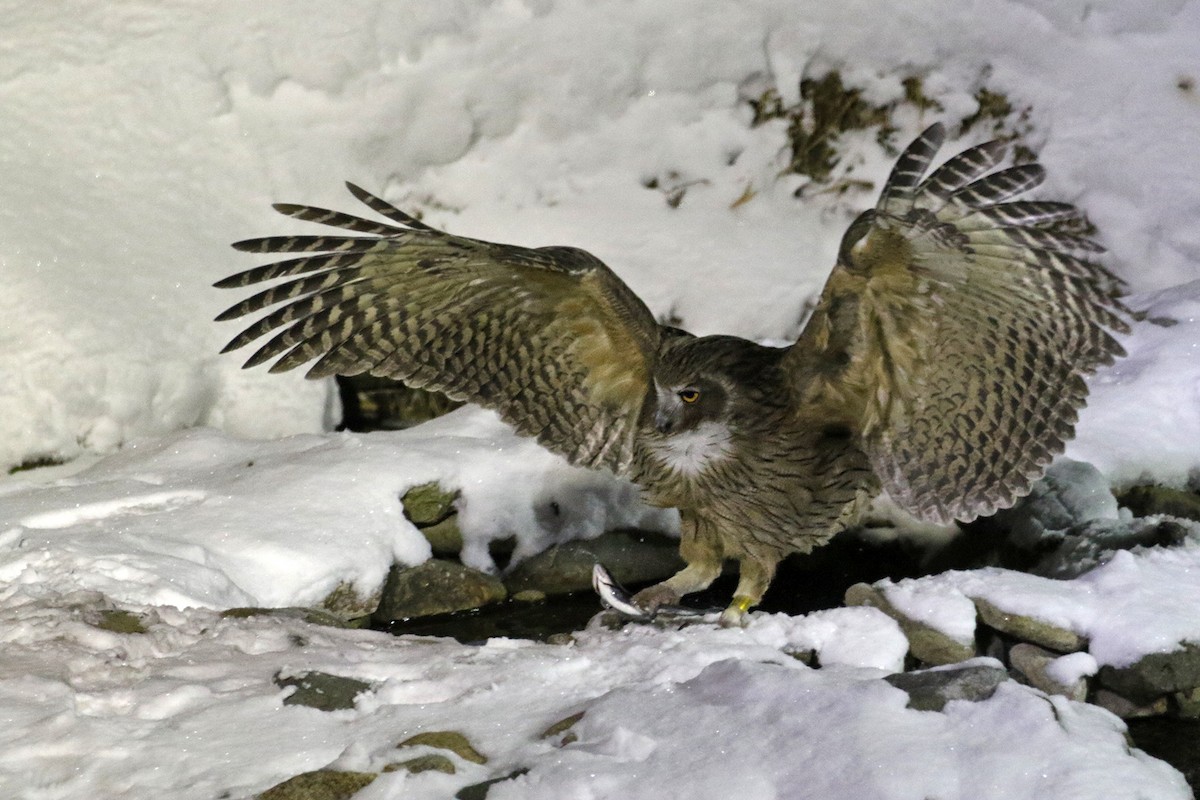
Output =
[{"x1": 3, "y1": 1, "x2": 1200, "y2": 798}]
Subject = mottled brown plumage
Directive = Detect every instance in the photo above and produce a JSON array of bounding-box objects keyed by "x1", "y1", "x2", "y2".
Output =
[{"x1": 215, "y1": 124, "x2": 1128, "y2": 625}]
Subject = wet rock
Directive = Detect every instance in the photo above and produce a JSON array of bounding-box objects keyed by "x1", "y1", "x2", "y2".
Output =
[
  {"x1": 973, "y1": 597, "x2": 1086, "y2": 653},
  {"x1": 844, "y1": 583, "x2": 976, "y2": 666},
  {"x1": 1094, "y1": 689, "x2": 1170, "y2": 719},
  {"x1": 275, "y1": 671, "x2": 373, "y2": 712},
  {"x1": 504, "y1": 530, "x2": 682, "y2": 596},
  {"x1": 1097, "y1": 642, "x2": 1200, "y2": 704},
  {"x1": 220, "y1": 607, "x2": 356, "y2": 629},
  {"x1": 384, "y1": 754, "x2": 456, "y2": 775},
  {"x1": 1008, "y1": 643, "x2": 1089, "y2": 702},
  {"x1": 375, "y1": 559, "x2": 506, "y2": 621},
  {"x1": 397, "y1": 730, "x2": 488, "y2": 765},
  {"x1": 257, "y1": 769, "x2": 376, "y2": 800},
  {"x1": 883, "y1": 661, "x2": 1009, "y2": 712}
]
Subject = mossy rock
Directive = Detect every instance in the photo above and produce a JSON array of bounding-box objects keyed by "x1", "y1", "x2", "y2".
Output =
[
  {"x1": 320, "y1": 581, "x2": 380, "y2": 621},
  {"x1": 844, "y1": 582, "x2": 975, "y2": 666},
  {"x1": 384, "y1": 754, "x2": 457, "y2": 775},
  {"x1": 374, "y1": 560, "x2": 507, "y2": 621},
  {"x1": 539, "y1": 711, "x2": 585, "y2": 742},
  {"x1": 1098, "y1": 642, "x2": 1200, "y2": 704},
  {"x1": 1118, "y1": 484, "x2": 1200, "y2": 523},
  {"x1": 91, "y1": 609, "x2": 148, "y2": 634},
  {"x1": 973, "y1": 597, "x2": 1086, "y2": 653},
  {"x1": 397, "y1": 730, "x2": 487, "y2": 765},
  {"x1": 417, "y1": 514, "x2": 464, "y2": 556},
  {"x1": 257, "y1": 769, "x2": 376, "y2": 800},
  {"x1": 402, "y1": 482, "x2": 460, "y2": 526}
]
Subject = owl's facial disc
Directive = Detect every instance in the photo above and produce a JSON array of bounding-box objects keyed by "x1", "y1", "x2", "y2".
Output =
[{"x1": 652, "y1": 378, "x2": 725, "y2": 435}]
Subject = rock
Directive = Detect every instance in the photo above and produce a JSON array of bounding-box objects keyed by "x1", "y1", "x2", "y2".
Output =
[
  {"x1": 402, "y1": 482, "x2": 460, "y2": 526},
  {"x1": 997, "y1": 459, "x2": 1118, "y2": 549},
  {"x1": 1008, "y1": 643, "x2": 1089, "y2": 702},
  {"x1": 1093, "y1": 689, "x2": 1170, "y2": 719},
  {"x1": 220, "y1": 607, "x2": 356, "y2": 628},
  {"x1": 540, "y1": 711, "x2": 584, "y2": 745},
  {"x1": 883, "y1": 662, "x2": 1009, "y2": 712},
  {"x1": 1118, "y1": 484, "x2": 1200, "y2": 523},
  {"x1": 1097, "y1": 642, "x2": 1200, "y2": 704},
  {"x1": 455, "y1": 769, "x2": 530, "y2": 800},
  {"x1": 844, "y1": 583, "x2": 976, "y2": 666},
  {"x1": 972, "y1": 597, "x2": 1086, "y2": 653},
  {"x1": 90, "y1": 609, "x2": 148, "y2": 634},
  {"x1": 384, "y1": 754, "x2": 457, "y2": 775},
  {"x1": 504, "y1": 530, "x2": 683, "y2": 596},
  {"x1": 319, "y1": 581, "x2": 381, "y2": 620},
  {"x1": 1031, "y1": 517, "x2": 1196, "y2": 579},
  {"x1": 275, "y1": 671, "x2": 373, "y2": 712},
  {"x1": 397, "y1": 730, "x2": 488, "y2": 765},
  {"x1": 337, "y1": 375, "x2": 462, "y2": 430},
  {"x1": 374, "y1": 559, "x2": 507, "y2": 621},
  {"x1": 418, "y1": 515, "x2": 464, "y2": 556},
  {"x1": 511, "y1": 589, "x2": 546, "y2": 603},
  {"x1": 257, "y1": 769, "x2": 376, "y2": 800},
  {"x1": 1175, "y1": 686, "x2": 1200, "y2": 719}
]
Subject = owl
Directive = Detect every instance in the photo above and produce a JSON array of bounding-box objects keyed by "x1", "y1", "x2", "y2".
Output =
[{"x1": 215, "y1": 123, "x2": 1128, "y2": 626}]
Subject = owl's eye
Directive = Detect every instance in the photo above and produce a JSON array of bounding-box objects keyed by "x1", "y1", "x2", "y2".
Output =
[{"x1": 678, "y1": 388, "x2": 700, "y2": 404}]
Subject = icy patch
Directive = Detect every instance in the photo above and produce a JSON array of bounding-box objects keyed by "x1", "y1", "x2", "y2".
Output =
[{"x1": 21, "y1": 490, "x2": 207, "y2": 530}]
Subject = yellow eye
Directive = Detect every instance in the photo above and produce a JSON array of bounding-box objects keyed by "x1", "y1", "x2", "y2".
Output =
[{"x1": 678, "y1": 388, "x2": 700, "y2": 404}]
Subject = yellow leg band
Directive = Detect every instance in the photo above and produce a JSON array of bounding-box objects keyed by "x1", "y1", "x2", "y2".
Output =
[{"x1": 730, "y1": 595, "x2": 753, "y2": 614}]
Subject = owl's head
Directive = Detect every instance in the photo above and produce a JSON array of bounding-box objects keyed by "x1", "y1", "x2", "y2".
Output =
[
  {"x1": 648, "y1": 334, "x2": 786, "y2": 438},
  {"x1": 650, "y1": 374, "x2": 729, "y2": 435}
]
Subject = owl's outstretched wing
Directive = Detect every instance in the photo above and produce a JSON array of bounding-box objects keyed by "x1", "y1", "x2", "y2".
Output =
[
  {"x1": 215, "y1": 183, "x2": 662, "y2": 473},
  {"x1": 786, "y1": 123, "x2": 1129, "y2": 524}
]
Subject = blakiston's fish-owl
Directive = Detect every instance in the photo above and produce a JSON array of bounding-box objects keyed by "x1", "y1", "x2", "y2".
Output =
[{"x1": 215, "y1": 124, "x2": 1128, "y2": 626}]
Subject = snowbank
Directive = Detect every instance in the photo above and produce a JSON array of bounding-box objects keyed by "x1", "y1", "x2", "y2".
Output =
[{"x1": 3, "y1": 0, "x2": 1199, "y2": 485}]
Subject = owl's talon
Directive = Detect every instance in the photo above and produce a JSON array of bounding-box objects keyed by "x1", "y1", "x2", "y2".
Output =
[{"x1": 630, "y1": 583, "x2": 682, "y2": 615}]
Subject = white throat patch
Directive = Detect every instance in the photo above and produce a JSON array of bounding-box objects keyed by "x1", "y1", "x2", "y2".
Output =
[{"x1": 652, "y1": 421, "x2": 733, "y2": 476}]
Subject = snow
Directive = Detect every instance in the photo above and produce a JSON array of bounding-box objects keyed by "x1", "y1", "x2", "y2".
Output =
[
  {"x1": 3, "y1": 0, "x2": 1200, "y2": 797},
  {"x1": 878, "y1": 544, "x2": 1200, "y2": 668},
  {"x1": 0, "y1": 409, "x2": 672, "y2": 610},
  {"x1": 0, "y1": 592, "x2": 1186, "y2": 800}
]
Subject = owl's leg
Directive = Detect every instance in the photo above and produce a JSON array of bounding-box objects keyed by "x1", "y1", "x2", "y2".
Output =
[
  {"x1": 718, "y1": 556, "x2": 777, "y2": 628},
  {"x1": 631, "y1": 511, "x2": 722, "y2": 613}
]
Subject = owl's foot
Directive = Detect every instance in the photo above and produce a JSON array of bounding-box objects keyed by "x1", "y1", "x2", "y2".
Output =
[
  {"x1": 718, "y1": 596, "x2": 754, "y2": 628},
  {"x1": 630, "y1": 583, "x2": 682, "y2": 615},
  {"x1": 591, "y1": 564, "x2": 710, "y2": 622}
]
